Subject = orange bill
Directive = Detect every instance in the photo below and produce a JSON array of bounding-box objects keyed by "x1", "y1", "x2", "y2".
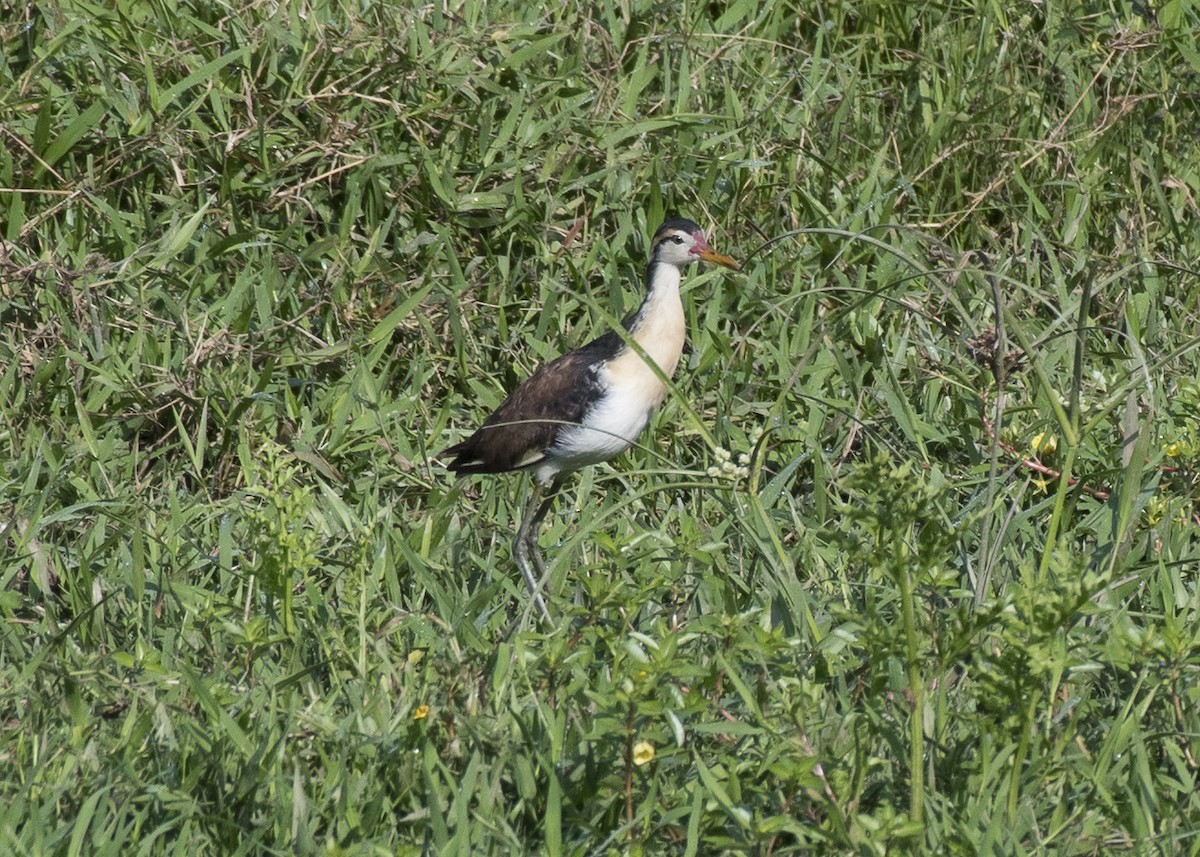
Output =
[{"x1": 697, "y1": 246, "x2": 741, "y2": 272}]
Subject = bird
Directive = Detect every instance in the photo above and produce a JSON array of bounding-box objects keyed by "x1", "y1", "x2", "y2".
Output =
[{"x1": 442, "y1": 218, "x2": 740, "y2": 620}]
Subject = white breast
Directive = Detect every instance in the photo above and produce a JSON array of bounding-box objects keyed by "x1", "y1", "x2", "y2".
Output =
[{"x1": 548, "y1": 268, "x2": 686, "y2": 471}]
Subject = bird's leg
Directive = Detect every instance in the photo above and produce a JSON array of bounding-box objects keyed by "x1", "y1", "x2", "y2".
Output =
[
  {"x1": 526, "y1": 477, "x2": 561, "y2": 579},
  {"x1": 513, "y1": 479, "x2": 560, "y2": 622}
]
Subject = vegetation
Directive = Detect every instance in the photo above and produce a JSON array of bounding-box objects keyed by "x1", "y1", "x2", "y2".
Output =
[{"x1": 3, "y1": 0, "x2": 1200, "y2": 853}]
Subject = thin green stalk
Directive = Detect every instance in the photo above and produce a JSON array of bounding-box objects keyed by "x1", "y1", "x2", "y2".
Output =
[
  {"x1": 1038, "y1": 444, "x2": 1079, "y2": 582},
  {"x1": 897, "y1": 540, "x2": 925, "y2": 826},
  {"x1": 1008, "y1": 695, "x2": 1040, "y2": 819},
  {"x1": 976, "y1": 266, "x2": 1007, "y2": 607}
]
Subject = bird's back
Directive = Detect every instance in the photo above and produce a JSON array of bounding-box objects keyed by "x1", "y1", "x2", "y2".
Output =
[{"x1": 442, "y1": 331, "x2": 623, "y2": 476}]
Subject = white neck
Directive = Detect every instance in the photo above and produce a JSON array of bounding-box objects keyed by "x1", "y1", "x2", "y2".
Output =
[{"x1": 627, "y1": 262, "x2": 686, "y2": 377}]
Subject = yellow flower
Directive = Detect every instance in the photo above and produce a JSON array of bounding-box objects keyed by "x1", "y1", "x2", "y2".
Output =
[
  {"x1": 1143, "y1": 496, "x2": 1167, "y2": 527},
  {"x1": 632, "y1": 741, "x2": 655, "y2": 766},
  {"x1": 1031, "y1": 432, "x2": 1057, "y2": 457},
  {"x1": 413, "y1": 705, "x2": 430, "y2": 721}
]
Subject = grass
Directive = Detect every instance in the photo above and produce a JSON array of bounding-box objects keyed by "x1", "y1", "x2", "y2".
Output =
[{"x1": 3, "y1": 0, "x2": 1200, "y2": 853}]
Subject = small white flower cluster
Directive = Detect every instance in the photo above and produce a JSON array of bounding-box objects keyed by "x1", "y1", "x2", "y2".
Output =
[
  {"x1": 707, "y1": 445, "x2": 752, "y2": 480},
  {"x1": 706, "y1": 425, "x2": 766, "y2": 481}
]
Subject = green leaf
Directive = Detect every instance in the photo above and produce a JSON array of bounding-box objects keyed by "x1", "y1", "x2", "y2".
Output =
[{"x1": 41, "y1": 100, "x2": 107, "y2": 168}]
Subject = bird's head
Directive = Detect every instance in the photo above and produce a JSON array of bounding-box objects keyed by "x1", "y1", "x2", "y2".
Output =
[{"x1": 651, "y1": 218, "x2": 741, "y2": 271}]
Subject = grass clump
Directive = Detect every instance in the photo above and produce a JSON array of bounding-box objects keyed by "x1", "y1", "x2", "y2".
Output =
[{"x1": 3, "y1": 0, "x2": 1200, "y2": 854}]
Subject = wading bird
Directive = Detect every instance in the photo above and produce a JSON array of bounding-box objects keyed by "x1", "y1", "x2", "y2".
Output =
[{"x1": 443, "y1": 218, "x2": 740, "y2": 620}]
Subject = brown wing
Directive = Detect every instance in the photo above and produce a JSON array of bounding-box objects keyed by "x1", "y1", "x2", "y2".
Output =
[{"x1": 443, "y1": 332, "x2": 620, "y2": 475}]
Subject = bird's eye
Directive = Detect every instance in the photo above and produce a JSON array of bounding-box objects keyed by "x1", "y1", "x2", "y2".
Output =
[{"x1": 671, "y1": 235, "x2": 684, "y2": 244}]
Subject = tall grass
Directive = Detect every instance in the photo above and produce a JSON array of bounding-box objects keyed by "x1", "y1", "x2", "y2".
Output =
[{"x1": 3, "y1": 0, "x2": 1200, "y2": 853}]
